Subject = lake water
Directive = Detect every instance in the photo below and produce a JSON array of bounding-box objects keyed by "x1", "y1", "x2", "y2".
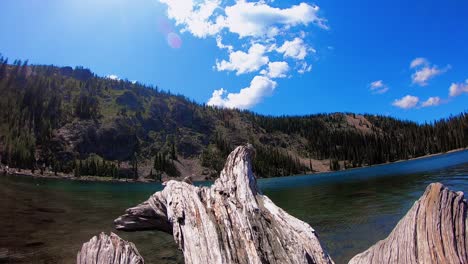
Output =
[{"x1": 1, "y1": 150, "x2": 468, "y2": 264}]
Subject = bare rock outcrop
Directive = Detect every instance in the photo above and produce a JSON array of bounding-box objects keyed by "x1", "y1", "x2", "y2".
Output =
[
  {"x1": 114, "y1": 144, "x2": 334, "y2": 264},
  {"x1": 349, "y1": 182, "x2": 468, "y2": 264},
  {"x1": 77, "y1": 232, "x2": 144, "y2": 264}
]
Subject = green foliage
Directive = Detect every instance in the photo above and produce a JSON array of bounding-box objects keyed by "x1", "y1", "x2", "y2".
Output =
[
  {"x1": 252, "y1": 143, "x2": 308, "y2": 177},
  {"x1": 200, "y1": 145, "x2": 227, "y2": 175},
  {"x1": 131, "y1": 152, "x2": 139, "y2": 180},
  {"x1": 153, "y1": 152, "x2": 180, "y2": 178},
  {"x1": 251, "y1": 112, "x2": 468, "y2": 167},
  {"x1": 1, "y1": 54, "x2": 467, "y2": 179},
  {"x1": 200, "y1": 132, "x2": 232, "y2": 173},
  {"x1": 170, "y1": 142, "x2": 177, "y2": 160},
  {"x1": 73, "y1": 154, "x2": 119, "y2": 178},
  {"x1": 4, "y1": 130, "x2": 36, "y2": 169},
  {"x1": 329, "y1": 159, "x2": 340, "y2": 171},
  {"x1": 74, "y1": 93, "x2": 100, "y2": 119}
]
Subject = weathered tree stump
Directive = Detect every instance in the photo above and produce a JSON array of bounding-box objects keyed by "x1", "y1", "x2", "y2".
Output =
[
  {"x1": 77, "y1": 232, "x2": 144, "y2": 264},
  {"x1": 114, "y1": 144, "x2": 334, "y2": 264},
  {"x1": 349, "y1": 182, "x2": 468, "y2": 264},
  {"x1": 109, "y1": 144, "x2": 467, "y2": 264}
]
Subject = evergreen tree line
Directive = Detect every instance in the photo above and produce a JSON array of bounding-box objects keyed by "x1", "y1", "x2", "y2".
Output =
[
  {"x1": 200, "y1": 132, "x2": 233, "y2": 174},
  {"x1": 153, "y1": 152, "x2": 179, "y2": 178},
  {"x1": 0, "y1": 56, "x2": 65, "y2": 170},
  {"x1": 252, "y1": 143, "x2": 309, "y2": 177},
  {"x1": 250, "y1": 112, "x2": 468, "y2": 167},
  {"x1": 200, "y1": 132, "x2": 308, "y2": 177},
  {"x1": 73, "y1": 155, "x2": 119, "y2": 178},
  {"x1": 1, "y1": 55, "x2": 467, "y2": 178},
  {"x1": 0, "y1": 56, "x2": 151, "y2": 173},
  {"x1": 329, "y1": 159, "x2": 340, "y2": 171}
]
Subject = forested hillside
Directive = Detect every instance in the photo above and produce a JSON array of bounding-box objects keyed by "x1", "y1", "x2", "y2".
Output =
[{"x1": 0, "y1": 54, "x2": 467, "y2": 180}]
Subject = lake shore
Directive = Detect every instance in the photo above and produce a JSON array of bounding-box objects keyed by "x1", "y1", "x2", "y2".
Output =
[
  {"x1": 2, "y1": 147, "x2": 467, "y2": 183},
  {"x1": 339, "y1": 147, "x2": 468, "y2": 173},
  {"x1": 1, "y1": 169, "x2": 158, "y2": 184}
]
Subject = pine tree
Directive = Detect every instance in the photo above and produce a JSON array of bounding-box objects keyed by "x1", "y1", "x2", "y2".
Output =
[
  {"x1": 171, "y1": 143, "x2": 177, "y2": 160},
  {"x1": 74, "y1": 159, "x2": 81, "y2": 178},
  {"x1": 132, "y1": 152, "x2": 138, "y2": 180}
]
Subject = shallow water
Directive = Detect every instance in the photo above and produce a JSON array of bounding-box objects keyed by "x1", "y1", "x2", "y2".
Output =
[{"x1": 1, "y1": 150, "x2": 468, "y2": 264}]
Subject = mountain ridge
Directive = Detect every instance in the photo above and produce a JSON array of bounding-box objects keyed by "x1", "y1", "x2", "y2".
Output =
[{"x1": 0, "y1": 55, "x2": 467, "y2": 181}]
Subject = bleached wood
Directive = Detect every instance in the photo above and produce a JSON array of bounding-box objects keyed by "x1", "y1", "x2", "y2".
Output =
[
  {"x1": 115, "y1": 144, "x2": 334, "y2": 264},
  {"x1": 77, "y1": 232, "x2": 144, "y2": 264},
  {"x1": 349, "y1": 182, "x2": 468, "y2": 264}
]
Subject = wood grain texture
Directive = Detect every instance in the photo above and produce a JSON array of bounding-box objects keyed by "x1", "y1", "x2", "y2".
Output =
[
  {"x1": 349, "y1": 182, "x2": 468, "y2": 264},
  {"x1": 114, "y1": 144, "x2": 333, "y2": 264},
  {"x1": 77, "y1": 232, "x2": 144, "y2": 264}
]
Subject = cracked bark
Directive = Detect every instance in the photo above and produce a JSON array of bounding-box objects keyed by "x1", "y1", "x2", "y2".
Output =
[
  {"x1": 78, "y1": 145, "x2": 467, "y2": 264},
  {"x1": 114, "y1": 144, "x2": 333, "y2": 264},
  {"x1": 349, "y1": 182, "x2": 468, "y2": 264},
  {"x1": 77, "y1": 232, "x2": 144, "y2": 264}
]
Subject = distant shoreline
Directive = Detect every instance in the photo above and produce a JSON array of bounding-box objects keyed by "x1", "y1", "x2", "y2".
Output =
[
  {"x1": 1, "y1": 170, "x2": 159, "y2": 184},
  {"x1": 3, "y1": 147, "x2": 467, "y2": 184},
  {"x1": 338, "y1": 147, "x2": 468, "y2": 173}
]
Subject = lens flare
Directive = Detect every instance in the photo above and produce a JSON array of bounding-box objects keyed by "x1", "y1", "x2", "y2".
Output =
[
  {"x1": 157, "y1": 19, "x2": 172, "y2": 35},
  {"x1": 167, "y1": 32, "x2": 182, "y2": 49}
]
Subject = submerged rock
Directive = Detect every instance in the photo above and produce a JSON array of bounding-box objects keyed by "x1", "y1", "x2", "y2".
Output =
[
  {"x1": 115, "y1": 144, "x2": 334, "y2": 264},
  {"x1": 349, "y1": 182, "x2": 468, "y2": 264},
  {"x1": 77, "y1": 232, "x2": 144, "y2": 264}
]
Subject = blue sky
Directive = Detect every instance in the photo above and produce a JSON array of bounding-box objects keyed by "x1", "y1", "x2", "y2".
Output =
[{"x1": 1, "y1": 0, "x2": 467, "y2": 122}]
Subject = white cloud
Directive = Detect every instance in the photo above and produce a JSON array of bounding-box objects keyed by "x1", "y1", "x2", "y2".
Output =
[
  {"x1": 206, "y1": 88, "x2": 228, "y2": 107},
  {"x1": 370, "y1": 80, "x2": 383, "y2": 88},
  {"x1": 411, "y1": 66, "x2": 444, "y2": 86},
  {"x1": 410, "y1": 57, "x2": 428, "y2": 69},
  {"x1": 297, "y1": 62, "x2": 312, "y2": 74},
  {"x1": 410, "y1": 58, "x2": 449, "y2": 86},
  {"x1": 276, "y1": 38, "x2": 310, "y2": 60},
  {"x1": 261, "y1": 61, "x2": 289, "y2": 78},
  {"x1": 157, "y1": 0, "x2": 327, "y2": 109},
  {"x1": 158, "y1": 0, "x2": 222, "y2": 38},
  {"x1": 157, "y1": 0, "x2": 326, "y2": 39},
  {"x1": 369, "y1": 80, "x2": 389, "y2": 94},
  {"x1": 218, "y1": 1, "x2": 326, "y2": 38},
  {"x1": 216, "y1": 43, "x2": 269, "y2": 75},
  {"x1": 207, "y1": 75, "x2": 277, "y2": 109},
  {"x1": 449, "y1": 79, "x2": 468, "y2": 97},
  {"x1": 421, "y1": 97, "x2": 441, "y2": 107},
  {"x1": 106, "y1": 74, "x2": 120, "y2": 80},
  {"x1": 215, "y1": 35, "x2": 233, "y2": 52},
  {"x1": 392, "y1": 95, "x2": 419, "y2": 109}
]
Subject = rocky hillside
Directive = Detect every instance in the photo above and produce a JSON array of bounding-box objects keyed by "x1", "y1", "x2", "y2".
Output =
[{"x1": 0, "y1": 56, "x2": 467, "y2": 180}]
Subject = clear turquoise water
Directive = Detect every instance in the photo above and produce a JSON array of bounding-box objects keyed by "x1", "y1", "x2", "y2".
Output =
[{"x1": 1, "y1": 150, "x2": 468, "y2": 263}]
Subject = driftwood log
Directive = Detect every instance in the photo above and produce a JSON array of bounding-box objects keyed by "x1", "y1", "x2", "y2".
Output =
[
  {"x1": 349, "y1": 182, "x2": 468, "y2": 264},
  {"x1": 114, "y1": 144, "x2": 334, "y2": 264},
  {"x1": 77, "y1": 232, "x2": 144, "y2": 264},
  {"x1": 76, "y1": 144, "x2": 468, "y2": 264}
]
